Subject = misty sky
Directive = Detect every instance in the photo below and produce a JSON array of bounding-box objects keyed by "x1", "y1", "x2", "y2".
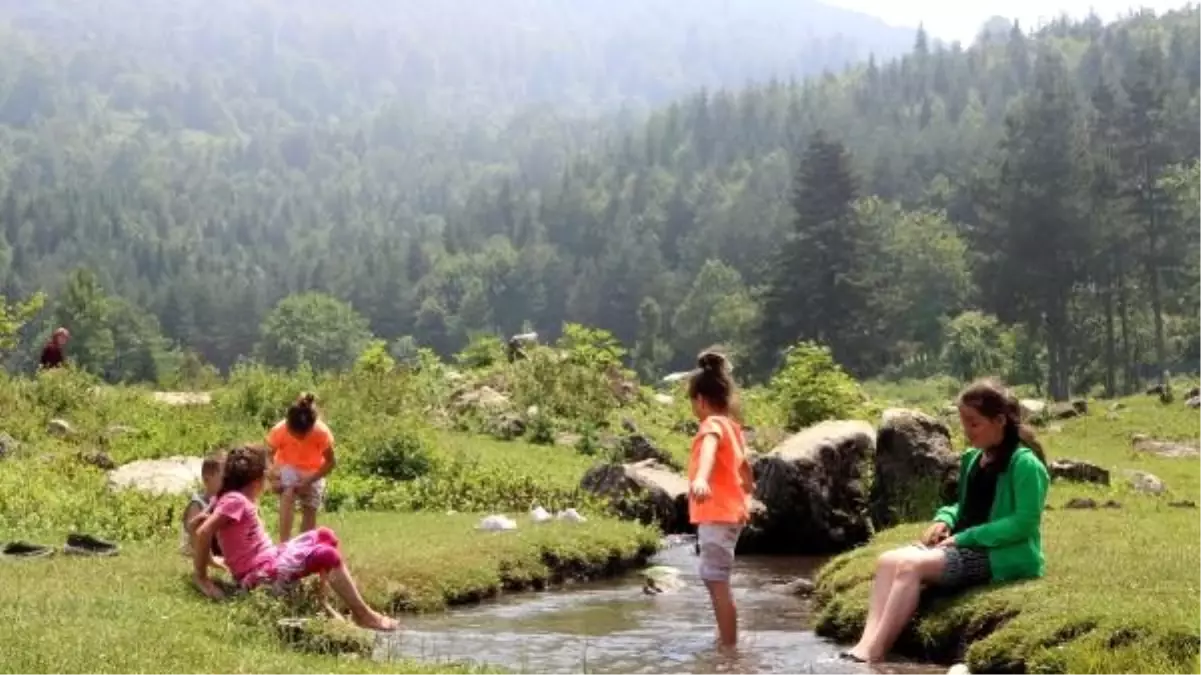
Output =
[{"x1": 824, "y1": 0, "x2": 1191, "y2": 43}]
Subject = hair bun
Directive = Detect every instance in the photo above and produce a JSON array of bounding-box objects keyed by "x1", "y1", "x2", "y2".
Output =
[
  {"x1": 298, "y1": 392, "x2": 316, "y2": 407},
  {"x1": 697, "y1": 352, "x2": 727, "y2": 373}
]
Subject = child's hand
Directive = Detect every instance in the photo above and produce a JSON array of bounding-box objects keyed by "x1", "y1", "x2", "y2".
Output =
[
  {"x1": 690, "y1": 478, "x2": 711, "y2": 502},
  {"x1": 921, "y1": 522, "x2": 951, "y2": 546},
  {"x1": 194, "y1": 575, "x2": 226, "y2": 601}
]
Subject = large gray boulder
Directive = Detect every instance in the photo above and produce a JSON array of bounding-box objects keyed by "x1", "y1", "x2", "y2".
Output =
[
  {"x1": 739, "y1": 420, "x2": 874, "y2": 555},
  {"x1": 580, "y1": 459, "x2": 690, "y2": 533},
  {"x1": 870, "y1": 409, "x2": 959, "y2": 529},
  {"x1": 108, "y1": 456, "x2": 203, "y2": 495},
  {"x1": 619, "y1": 434, "x2": 681, "y2": 470}
]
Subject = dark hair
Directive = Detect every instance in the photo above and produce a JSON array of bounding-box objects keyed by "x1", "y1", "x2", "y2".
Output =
[
  {"x1": 200, "y1": 450, "x2": 226, "y2": 478},
  {"x1": 687, "y1": 351, "x2": 738, "y2": 415},
  {"x1": 957, "y1": 378, "x2": 1047, "y2": 466},
  {"x1": 218, "y1": 445, "x2": 269, "y2": 496},
  {"x1": 285, "y1": 392, "x2": 318, "y2": 435}
]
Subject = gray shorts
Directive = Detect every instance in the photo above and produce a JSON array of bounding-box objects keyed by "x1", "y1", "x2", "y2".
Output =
[
  {"x1": 278, "y1": 466, "x2": 325, "y2": 511},
  {"x1": 696, "y1": 524, "x2": 742, "y2": 582},
  {"x1": 936, "y1": 546, "x2": 991, "y2": 589}
]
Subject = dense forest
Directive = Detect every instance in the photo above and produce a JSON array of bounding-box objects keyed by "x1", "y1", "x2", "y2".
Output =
[{"x1": 0, "y1": 0, "x2": 1197, "y2": 400}]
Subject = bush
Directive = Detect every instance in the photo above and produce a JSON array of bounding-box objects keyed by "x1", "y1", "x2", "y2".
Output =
[
  {"x1": 455, "y1": 333, "x2": 506, "y2": 371},
  {"x1": 349, "y1": 425, "x2": 435, "y2": 482},
  {"x1": 769, "y1": 341, "x2": 862, "y2": 431}
]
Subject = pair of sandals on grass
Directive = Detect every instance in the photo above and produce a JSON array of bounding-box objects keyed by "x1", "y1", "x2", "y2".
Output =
[{"x1": 2, "y1": 533, "x2": 119, "y2": 559}]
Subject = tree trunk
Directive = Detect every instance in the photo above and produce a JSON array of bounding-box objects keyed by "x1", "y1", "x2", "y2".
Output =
[
  {"x1": 1146, "y1": 183, "x2": 1168, "y2": 384},
  {"x1": 1103, "y1": 253, "x2": 1118, "y2": 398},
  {"x1": 1116, "y1": 257, "x2": 1136, "y2": 394}
]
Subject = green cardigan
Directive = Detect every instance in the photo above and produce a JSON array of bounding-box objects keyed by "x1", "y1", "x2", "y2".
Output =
[{"x1": 933, "y1": 446, "x2": 1050, "y2": 582}]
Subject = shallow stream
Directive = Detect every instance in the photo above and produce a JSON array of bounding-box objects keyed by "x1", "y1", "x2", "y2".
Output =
[{"x1": 377, "y1": 537, "x2": 940, "y2": 674}]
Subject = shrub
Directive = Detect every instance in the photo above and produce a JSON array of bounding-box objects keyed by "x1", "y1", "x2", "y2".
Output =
[
  {"x1": 769, "y1": 341, "x2": 862, "y2": 431},
  {"x1": 349, "y1": 424, "x2": 435, "y2": 482},
  {"x1": 455, "y1": 333, "x2": 506, "y2": 371}
]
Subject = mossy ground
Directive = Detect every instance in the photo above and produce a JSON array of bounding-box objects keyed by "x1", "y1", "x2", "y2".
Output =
[
  {"x1": 814, "y1": 394, "x2": 1200, "y2": 674},
  {"x1": 0, "y1": 512, "x2": 656, "y2": 673}
]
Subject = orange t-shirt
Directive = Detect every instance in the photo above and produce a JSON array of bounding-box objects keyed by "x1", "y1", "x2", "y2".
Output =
[
  {"x1": 266, "y1": 420, "x2": 333, "y2": 473},
  {"x1": 688, "y1": 415, "x2": 750, "y2": 525}
]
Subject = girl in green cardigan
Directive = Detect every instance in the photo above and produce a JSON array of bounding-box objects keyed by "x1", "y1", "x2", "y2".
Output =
[{"x1": 844, "y1": 379, "x2": 1050, "y2": 663}]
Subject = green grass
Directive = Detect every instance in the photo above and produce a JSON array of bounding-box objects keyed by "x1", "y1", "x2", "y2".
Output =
[
  {"x1": 813, "y1": 394, "x2": 1200, "y2": 674},
  {"x1": 0, "y1": 512, "x2": 657, "y2": 673}
]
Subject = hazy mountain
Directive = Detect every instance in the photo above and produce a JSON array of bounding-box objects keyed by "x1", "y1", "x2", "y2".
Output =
[{"x1": 0, "y1": 0, "x2": 917, "y2": 121}]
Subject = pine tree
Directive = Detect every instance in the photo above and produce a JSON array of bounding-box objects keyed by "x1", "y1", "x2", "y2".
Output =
[{"x1": 757, "y1": 130, "x2": 875, "y2": 375}]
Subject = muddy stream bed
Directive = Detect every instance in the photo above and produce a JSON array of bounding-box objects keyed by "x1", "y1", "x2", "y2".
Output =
[{"x1": 376, "y1": 537, "x2": 941, "y2": 674}]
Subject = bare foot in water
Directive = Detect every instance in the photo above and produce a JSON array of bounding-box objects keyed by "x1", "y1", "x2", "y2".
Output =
[{"x1": 353, "y1": 610, "x2": 399, "y2": 632}]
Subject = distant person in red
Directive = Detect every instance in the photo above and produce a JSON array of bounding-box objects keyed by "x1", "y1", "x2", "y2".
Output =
[{"x1": 39, "y1": 327, "x2": 70, "y2": 369}]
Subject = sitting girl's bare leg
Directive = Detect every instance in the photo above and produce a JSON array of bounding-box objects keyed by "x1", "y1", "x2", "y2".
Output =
[
  {"x1": 326, "y1": 565, "x2": 398, "y2": 631},
  {"x1": 850, "y1": 548, "x2": 906, "y2": 658},
  {"x1": 858, "y1": 547, "x2": 947, "y2": 661}
]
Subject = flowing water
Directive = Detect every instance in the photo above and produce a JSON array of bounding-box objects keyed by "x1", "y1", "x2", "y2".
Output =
[{"x1": 377, "y1": 537, "x2": 941, "y2": 674}]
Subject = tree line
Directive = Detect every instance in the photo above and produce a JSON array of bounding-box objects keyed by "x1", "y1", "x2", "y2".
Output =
[{"x1": 0, "y1": 3, "x2": 1197, "y2": 399}]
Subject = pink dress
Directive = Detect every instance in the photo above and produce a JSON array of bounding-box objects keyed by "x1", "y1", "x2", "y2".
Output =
[{"x1": 213, "y1": 491, "x2": 343, "y2": 589}]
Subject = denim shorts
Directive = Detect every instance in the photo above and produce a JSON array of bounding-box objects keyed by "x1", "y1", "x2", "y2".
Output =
[{"x1": 696, "y1": 524, "x2": 742, "y2": 582}]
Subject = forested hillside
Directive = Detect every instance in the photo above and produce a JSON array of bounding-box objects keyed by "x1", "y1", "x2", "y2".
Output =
[{"x1": 0, "y1": 1, "x2": 1197, "y2": 400}]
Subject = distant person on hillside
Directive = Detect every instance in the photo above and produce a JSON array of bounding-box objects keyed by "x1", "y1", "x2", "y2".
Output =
[
  {"x1": 841, "y1": 379, "x2": 1049, "y2": 664},
  {"x1": 686, "y1": 352, "x2": 754, "y2": 648},
  {"x1": 190, "y1": 444, "x2": 397, "y2": 631},
  {"x1": 39, "y1": 328, "x2": 70, "y2": 369},
  {"x1": 265, "y1": 393, "x2": 336, "y2": 542}
]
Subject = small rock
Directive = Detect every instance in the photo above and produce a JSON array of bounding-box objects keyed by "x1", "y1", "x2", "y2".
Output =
[
  {"x1": 1108, "y1": 401, "x2": 1126, "y2": 412},
  {"x1": 621, "y1": 418, "x2": 639, "y2": 433},
  {"x1": 653, "y1": 393, "x2": 674, "y2": 406},
  {"x1": 1064, "y1": 498, "x2": 1098, "y2": 510},
  {"x1": 526, "y1": 405, "x2": 540, "y2": 418},
  {"x1": 768, "y1": 578, "x2": 815, "y2": 597},
  {"x1": 1020, "y1": 399, "x2": 1047, "y2": 420},
  {"x1": 477, "y1": 515, "x2": 518, "y2": 531},
  {"x1": 556, "y1": 508, "x2": 586, "y2": 523},
  {"x1": 1131, "y1": 436, "x2": 1199, "y2": 458},
  {"x1": 1048, "y1": 459, "x2": 1110, "y2": 486},
  {"x1": 47, "y1": 419, "x2": 74, "y2": 437},
  {"x1": 673, "y1": 419, "x2": 699, "y2": 436},
  {"x1": 1125, "y1": 470, "x2": 1166, "y2": 495},
  {"x1": 1105, "y1": 412, "x2": 1121, "y2": 421},
  {"x1": 642, "y1": 565, "x2": 684, "y2": 595},
  {"x1": 941, "y1": 403, "x2": 959, "y2": 417},
  {"x1": 530, "y1": 506, "x2": 552, "y2": 523},
  {"x1": 1168, "y1": 500, "x2": 1198, "y2": 509},
  {"x1": 1102, "y1": 499, "x2": 1122, "y2": 509},
  {"x1": 553, "y1": 432, "x2": 582, "y2": 447},
  {"x1": 78, "y1": 449, "x2": 116, "y2": 471},
  {"x1": 0, "y1": 432, "x2": 19, "y2": 460},
  {"x1": 489, "y1": 413, "x2": 526, "y2": 440},
  {"x1": 1048, "y1": 424, "x2": 1064, "y2": 433},
  {"x1": 947, "y1": 664, "x2": 971, "y2": 675},
  {"x1": 1187, "y1": 396, "x2": 1200, "y2": 409},
  {"x1": 1048, "y1": 402, "x2": 1081, "y2": 420},
  {"x1": 620, "y1": 434, "x2": 680, "y2": 470},
  {"x1": 1187, "y1": 386, "x2": 1200, "y2": 399}
]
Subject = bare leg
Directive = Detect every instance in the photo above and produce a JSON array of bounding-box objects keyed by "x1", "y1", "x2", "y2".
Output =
[
  {"x1": 326, "y1": 565, "x2": 398, "y2": 631},
  {"x1": 315, "y1": 574, "x2": 343, "y2": 621},
  {"x1": 705, "y1": 580, "x2": 738, "y2": 647},
  {"x1": 858, "y1": 548, "x2": 947, "y2": 661},
  {"x1": 850, "y1": 549, "x2": 905, "y2": 659},
  {"x1": 300, "y1": 504, "x2": 318, "y2": 534},
  {"x1": 278, "y1": 489, "x2": 296, "y2": 543}
]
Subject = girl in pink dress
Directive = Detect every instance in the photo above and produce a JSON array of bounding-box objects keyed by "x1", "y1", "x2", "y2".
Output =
[{"x1": 190, "y1": 444, "x2": 397, "y2": 631}]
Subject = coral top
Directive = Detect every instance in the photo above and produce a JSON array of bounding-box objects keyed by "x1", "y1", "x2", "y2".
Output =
[
  {"x1": 688, "y1": 415, "x2": 750, "y2": 525},
  {"x1": 266, "y1": 420, "x2": 333, "y2": 473}
]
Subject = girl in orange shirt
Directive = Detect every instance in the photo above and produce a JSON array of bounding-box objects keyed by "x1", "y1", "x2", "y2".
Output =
[
  {"x1": 687, "y1": 352, "x2": 754, "y2": 648},
  {"x1": 266, "y1": 393, "x2": 337, "y2": 542}
]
